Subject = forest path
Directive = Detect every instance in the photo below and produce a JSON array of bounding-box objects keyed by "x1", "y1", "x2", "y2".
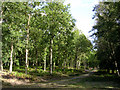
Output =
[
  {"x1": 1, "y1": 70, "x2": 120, "y2": 89},
  {"x1": 30, "y1": 72, "x2": 93, "y2": 88},
  {"x1": 52, "y1": 73, "x2": 90, "y2": 84},
  {"x1": 1, "y1": 70, "x2": 91, "y2": 88}
]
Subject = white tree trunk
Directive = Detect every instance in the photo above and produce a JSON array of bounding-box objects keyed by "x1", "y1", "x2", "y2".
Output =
[
  {"x1": 78, "y1": 60, "x2": 81, "y2": 69},
  {"x1": 0, "y1": 10, "x2": 3, "y2": 71},
  {"x1": 44, "y1": 48, "x2": 47, "y2": 71},
  {"x1": 10, "y1": 42, "x2": 13, "y2": 73},
  {"x1": 25, "y1": 14, "x2": 31, "y2": 74},
  {"x1": 50, "y1": 38, "x2": 53, "y2": 74}
]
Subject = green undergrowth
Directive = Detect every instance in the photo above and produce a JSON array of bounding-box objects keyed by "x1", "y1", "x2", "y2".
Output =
[
  {"x1": 54, "y1": 68, "x2": 83, "y2": 76},
  {"x1": 12, "y1": 67, "x2": 83, "y2": 76},
  {"x1": 69, "y1": 71, "x2": 120, "y2": 89},
  {"x1": 2, "y1": 67, "x2": 84, "y2": 82}
]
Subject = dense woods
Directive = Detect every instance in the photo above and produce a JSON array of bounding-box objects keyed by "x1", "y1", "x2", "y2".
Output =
[
  {"x1": 91, "y1": 1, "x2": 120, "y2": 76},
  {"x1": 0, "y1": 1, "x2": 95, "y2": 75}
]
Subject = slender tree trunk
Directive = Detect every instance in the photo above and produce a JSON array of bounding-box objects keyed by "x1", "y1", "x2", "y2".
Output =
[
  {"x1": 35, "y1": 59, "x2": 38, "y2": 71},
  {"x1": 13, "y1": 52, "x2": 16, "y2": 71},
  {"x1": 74, "y1": 48, "x2": 78, "y2": 69},
  {"x1": 63, "y1": 59, "x2": 66, "y2": 68},
  {"x1": 25, "y1": 46, "x2": 28, "y2": 74},
  {"x1": 44, "y1": 48, "x2": 47, "y2": 71},
  {"x1": 78, "y1": 60, "x2": 81, "y2": 69},
  {"x1": 25, "y1": 14, "x2": 31, "y2": 74},
  {"x1": 76, "y1": 61, "x2": 79, "y2": 69},
  {"x1": 39, "y1": 53, "x2": 42, "y2": 66},
  {"x1": 83, "y1": 61, "x2": 87, "y2": 70},
  {"x1": 10, "y1": 42, "x2": 13, "y2": 73},
  {"x1": 66, "y1": 59, "x2": 69, "y2": 69},
  {"x1": 115, "y1": 61, "x2": 120, "y2": 76},
  {"x1": 33, "y1": 60, "x2": 34, "y2": 66},
  {"x1": 62, "y1": 62, "x2": 64, "y2": 69},
  {"x1": 50, "y1": 38, "x2": 53, "y2": 74},
  {"x1": 35, "y1": 49, "x2": 38, "y2": 71},
  {"x1": 44, "y1": 56, "x2": 46, "y2": 71},
  {"x1": 70, "y1": 58, "x2": 73, "y2": 69},
  {"x1": 0, "y1": 10, "x2": 3, "y2": 71},
  {"x1": 53, "y1": 62, "x2": 55, "y2": 71},
  {"x1": 0, "y1": 58, "x2": 3, "y2": 71}
]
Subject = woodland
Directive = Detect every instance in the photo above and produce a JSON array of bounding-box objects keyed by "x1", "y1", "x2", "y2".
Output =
[{"x1": 0, "y1": 1, "x2": 120, "y2": 89}]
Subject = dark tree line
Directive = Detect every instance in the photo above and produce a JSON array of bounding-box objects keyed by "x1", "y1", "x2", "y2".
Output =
[{"x1": 91, "y1": 1, "x2": 120, "y2": 76}]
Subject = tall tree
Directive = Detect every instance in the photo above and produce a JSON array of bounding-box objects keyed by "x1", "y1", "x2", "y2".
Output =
[
  {"x1": 41, "y1": 2, "x2": 75, "y2": 74},
  {"x1": 0, "y1": 1, "x2": 3, "y2": 71}
]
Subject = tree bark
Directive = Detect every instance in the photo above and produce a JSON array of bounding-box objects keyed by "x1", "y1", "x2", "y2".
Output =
[
  {"x1": 0, "y1": 58, "x2": 3, "y2": 71},
  {"x1": 33, "y1": 60, "x2": 34, "y2": 66},
  {"x1": 53, "y1": 62, "x2": 55, "y2": 71},
  {"x1": 35, "y1": 49, "x2": 38, "y2": 71},
  {"x1": 63, "y1": 58, "x2": 66, "y2": 69},
  {"x1": 77, "y1": 60, "x2": 81, "y2": 69},
  {"x1": 70, "y1": 58, "x2": 73, "y2": 69},
  {"x1": 74, "y1": 48, "x2": 78, "y2": 69},
  {"x1": 35, "y1": 59, "x2": 38, "y2": 71},
  {"x1": 39, "y1": 53, "x2": 42, "y2": 66},
  {"x1": 50, "y1": 38, "x2": 53, "y2": 74},
  {"x1": 0, "y1": 9, "x2": 3, "y2": 71},
  {"x1": 10, "y1": 42, "x2": 13, "y2": 73},
  {"x1": 83, "y1": 61, "x2": 87, "y2": 70},
  {"x1": 44, "y1": 47, "x2": 47, "y2": 71},
  {"x1": 25, "y1": 14, "x2": 31, "y2": 74},
  {"x1": 115, "y1": 61, "x2": 120, "y2": 76}
]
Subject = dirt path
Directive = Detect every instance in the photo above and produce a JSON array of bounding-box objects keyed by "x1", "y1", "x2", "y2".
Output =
[
  {"x1": 29, "y1": 73, "x2": 92, "y2": 88},
  {"x1": 1, "y1": 70, "x2": 119, "y2": 89},
  {"x1": 1, "y1": 70, "x2": 95, "y2": 88},
  {"x1": 1, "y1": 71, "x2": 90, "y2": 88},
  {"x1": 52, "y1": 73, "x2": 89, "y2": 84}
]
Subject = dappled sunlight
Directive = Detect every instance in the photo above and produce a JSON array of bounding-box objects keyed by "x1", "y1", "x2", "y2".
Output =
[
  {"x1": 1, "y1": 70, "x2": 120, "y2": 89},
  {"x1": 1, "y1": 0, "x2": 120, "y2": 89},
  {"x1": 106, "y1": 86, "x2": 116, "y2": 89}
]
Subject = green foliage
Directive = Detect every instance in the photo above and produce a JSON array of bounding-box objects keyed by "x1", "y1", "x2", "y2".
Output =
[
  {"x1": 91, "y1": 2, "x2": 120, "y2": 74},
  {"x1": 2, "y1": 1, "x2": 94, "y2": 75}
]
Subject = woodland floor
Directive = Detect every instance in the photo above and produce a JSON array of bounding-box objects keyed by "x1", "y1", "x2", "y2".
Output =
[{"x1": 0, "y1": 70, "x2": 120, "y2": 89}]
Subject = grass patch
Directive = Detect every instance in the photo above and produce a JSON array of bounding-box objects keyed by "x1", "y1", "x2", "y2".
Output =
[
  {"x1": 12, "y1": 67, "x2": 84, "y2": 77},
  {"x1": 2, "y1": 70, "x2": 33, "y2": 81},
  {"x1": 2, "y1": 67, "x2": 85, "y2": 84},
  {"x1": 55, "y1": 68, "x2": 83, "y2": 76},
  {"x1": 69, "y1": 72, "x2": 120, "y2": 89}
]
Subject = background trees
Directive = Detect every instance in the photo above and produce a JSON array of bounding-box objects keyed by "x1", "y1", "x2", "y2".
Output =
[
  {"x1": 1, "y1": 1, "x2": 94, "y2": 75},
  {"x1": 91, "y1": 1, "x2": 120, "y2": 76}
]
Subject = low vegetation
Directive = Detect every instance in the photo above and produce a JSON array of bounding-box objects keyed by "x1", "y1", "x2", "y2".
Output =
[{"x1": 0, "y1": 0, "x2": 120, "y2": 89}]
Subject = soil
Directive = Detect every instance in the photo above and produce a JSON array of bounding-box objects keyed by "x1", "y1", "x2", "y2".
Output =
[{"x1": 0, "y1": 70, "x2": 120, "y2": 89}]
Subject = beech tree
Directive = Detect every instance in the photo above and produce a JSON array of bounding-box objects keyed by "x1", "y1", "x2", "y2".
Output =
[{"x1": 41, "y1": 2, "x2": 75, "y2": 74}]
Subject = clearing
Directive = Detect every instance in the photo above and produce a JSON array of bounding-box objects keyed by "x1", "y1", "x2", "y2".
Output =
[{"x1": 1, "y1": 70, "x2": 120, "y2": 89}]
